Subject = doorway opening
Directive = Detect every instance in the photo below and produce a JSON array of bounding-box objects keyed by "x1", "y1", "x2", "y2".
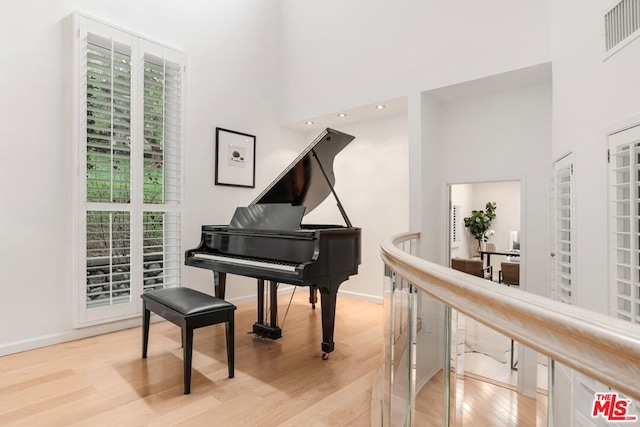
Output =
[
  {"x1": 449, "y1": 180, "x2": 523, "y2": 389},
  {"x1": 449, "y1": 181, "x2": 521, "y2": 280}
]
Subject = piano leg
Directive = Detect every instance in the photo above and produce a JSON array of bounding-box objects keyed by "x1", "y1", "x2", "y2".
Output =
[
  {"x1": 214, "y1": 272, "x2": 226, "y2": 299},
  {"x1": 309, "y1": 286, "x2": 318, "y2": 310},
  {"x1": 269, "y1": 281, "x2": 278, "y2": 327},
  {"x1": 257, "y1": 279, "x2": 265, "y2": 324},
  {"x1": 319, "y1": 287, "x2": 338, "y2": 359}
]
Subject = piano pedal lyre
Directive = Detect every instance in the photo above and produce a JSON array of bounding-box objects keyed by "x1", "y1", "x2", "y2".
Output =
[{"x1": 251, "y1": 323, "x2": 282, "y2": 340}]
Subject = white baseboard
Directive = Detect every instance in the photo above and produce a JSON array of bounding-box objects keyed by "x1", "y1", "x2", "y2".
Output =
[
  {"x1": 338, "y1": 289, "x2": 383, "y2": 304},
  {"x1": 416, "y1": 366, "x2": 442, "y2": 392},
  {"x1": 0, "y1": 317, "x2": 143, "y2": 357}
]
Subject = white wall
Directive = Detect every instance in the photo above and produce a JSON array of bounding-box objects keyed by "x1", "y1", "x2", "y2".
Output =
[
  {"x1": 0, "y1": 0, "x2": 301, "y2": 354},
  {"x1": 280, "y1": 0, "x2": 551, "y2": 124}
]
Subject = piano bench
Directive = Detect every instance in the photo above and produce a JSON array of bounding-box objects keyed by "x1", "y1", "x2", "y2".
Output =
[{"x1": 141, "y1": 287, "x2": 236, "y2": 394}]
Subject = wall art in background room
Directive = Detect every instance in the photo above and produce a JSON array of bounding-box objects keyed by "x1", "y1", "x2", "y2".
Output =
[{"x1": 215, "y1": 127, "x2": 256, "y2": 188}]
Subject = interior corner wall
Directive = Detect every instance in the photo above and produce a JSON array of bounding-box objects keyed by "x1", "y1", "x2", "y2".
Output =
[
  {"x1": 418, "y1": 95, "x2": 446, "y2": 264},
  {"x1": 0, "y1": 0, "x2": 299, "y2": 355}
]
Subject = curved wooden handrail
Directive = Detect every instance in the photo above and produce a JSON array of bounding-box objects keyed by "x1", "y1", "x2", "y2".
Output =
[{"x1": 381, "y1": 232, "x2": 640, "y2": 400}]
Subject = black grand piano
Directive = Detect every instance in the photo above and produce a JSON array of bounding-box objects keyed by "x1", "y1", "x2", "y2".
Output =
[{"x1": 185, "y1": 128, "x2": 361, "y2": 358}]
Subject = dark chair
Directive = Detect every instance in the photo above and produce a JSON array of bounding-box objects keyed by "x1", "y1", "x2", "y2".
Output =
[
  {"x1": 451, "y1": 258, "x2": 493, "y2": 280},
  {"x1": 141, "y1": 287, "x2": 236, "y2": 394},
  {"x1": 499, "y1": 262, "x2": 520, "y2": 286}
]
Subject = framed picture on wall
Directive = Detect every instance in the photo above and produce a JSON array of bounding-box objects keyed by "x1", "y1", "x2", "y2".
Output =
[{"x1": 215, "y1": 127, "x2": 256, "y2": 188}]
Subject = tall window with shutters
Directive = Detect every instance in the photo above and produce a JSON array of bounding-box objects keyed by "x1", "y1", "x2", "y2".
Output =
[
  {"x1": 74, "y1": 14, "x2": 185, "y2": 326},
  {"x1": 608, "y1": 124, "x2": 640, "y2": 324}
]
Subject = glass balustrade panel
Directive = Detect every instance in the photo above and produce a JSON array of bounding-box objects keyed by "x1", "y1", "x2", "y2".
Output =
[
  {"x1": 382, "y1": 271, "x2": 415, "y2": 426},
  {"x1": 410, "y1": 294, "x2": 542, "y2": 426}
]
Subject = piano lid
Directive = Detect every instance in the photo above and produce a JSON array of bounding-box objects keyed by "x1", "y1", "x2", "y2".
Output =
[{"x1": 251, "y1": 128, "x2": 355, "y2": 217}]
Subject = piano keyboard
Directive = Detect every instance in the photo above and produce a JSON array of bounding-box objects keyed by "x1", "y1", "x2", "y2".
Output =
[{"x1": 191, "y1": 253, "x2": 298, "y2": 272}]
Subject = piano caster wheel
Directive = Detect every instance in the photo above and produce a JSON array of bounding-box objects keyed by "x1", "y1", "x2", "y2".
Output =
[
  {"x1": 322, "y1": 353, "x2": 329, "y2": 360},
  {"x1": 312, "y1": 304, "x2": 316, "y2": 310}
]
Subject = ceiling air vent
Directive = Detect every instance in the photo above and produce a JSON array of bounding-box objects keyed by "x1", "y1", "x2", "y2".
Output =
[{"x1": 605, "y1": 0, "x2": 640, "y2": 53}]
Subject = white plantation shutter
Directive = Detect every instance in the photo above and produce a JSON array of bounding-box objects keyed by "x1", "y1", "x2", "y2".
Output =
[
  {"x1": 602, "y1": 125, "x2": 640, "y2": 427},
  {"x1": 74, "y1": 13, "x2": 185, "y2": 326},
  {"x1": 550, "y1": 154, "x2": 574, "y2": 304},
  {"x1": 609, "y1": 124, "x2": 640, "y2": 323}
]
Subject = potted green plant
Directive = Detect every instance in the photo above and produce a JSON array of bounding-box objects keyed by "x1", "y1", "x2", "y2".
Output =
[{"x1": 463, "y1": 202, "x2": 497, "y2": 251}]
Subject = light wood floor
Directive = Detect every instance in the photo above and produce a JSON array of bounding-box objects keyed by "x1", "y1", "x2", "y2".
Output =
[
  {"x1": 412, "y1": 370, "x2": 547, "y2": 427},
  {"x1": 0, "y1": 292, "x2": 382, "y2": 426},
  {"x1": 1, "y1": 292, "x2": 548, "y2": 426}
]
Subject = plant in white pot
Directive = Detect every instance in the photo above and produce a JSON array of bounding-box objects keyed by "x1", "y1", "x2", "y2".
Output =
[{"x1": 463, "y1": 201, "x2": 497, "y2": 252}]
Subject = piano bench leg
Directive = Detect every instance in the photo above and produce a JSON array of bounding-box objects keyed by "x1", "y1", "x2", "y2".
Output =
[{"x1": 142, "y1": 303, "x2": 150, "y2": 358}]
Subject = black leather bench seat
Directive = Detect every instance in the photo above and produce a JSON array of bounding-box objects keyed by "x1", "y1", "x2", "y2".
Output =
[{"x1": 143, "y1": 287, "x2": 234, "y2": 315}]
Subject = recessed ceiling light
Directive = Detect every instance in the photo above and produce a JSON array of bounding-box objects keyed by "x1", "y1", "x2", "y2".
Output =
[
  {"x1": 337, "y1": 113, "x2": 347, "y2": 118},
  {"x1": 375, "y1": 104, "x2": 386, "y2": 110},
  {"x1": 305, "y1": 121, "x2": 314, "y2": 125}
]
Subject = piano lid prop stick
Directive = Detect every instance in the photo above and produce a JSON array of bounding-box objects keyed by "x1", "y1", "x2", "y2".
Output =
[{"x1": 311, "y1": 149, "x2": 353, "y2": 228}]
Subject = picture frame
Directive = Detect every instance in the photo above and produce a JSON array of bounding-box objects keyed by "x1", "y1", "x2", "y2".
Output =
[{"x1": 214, "y1": 127, "x2": 256, "y2": 188}]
